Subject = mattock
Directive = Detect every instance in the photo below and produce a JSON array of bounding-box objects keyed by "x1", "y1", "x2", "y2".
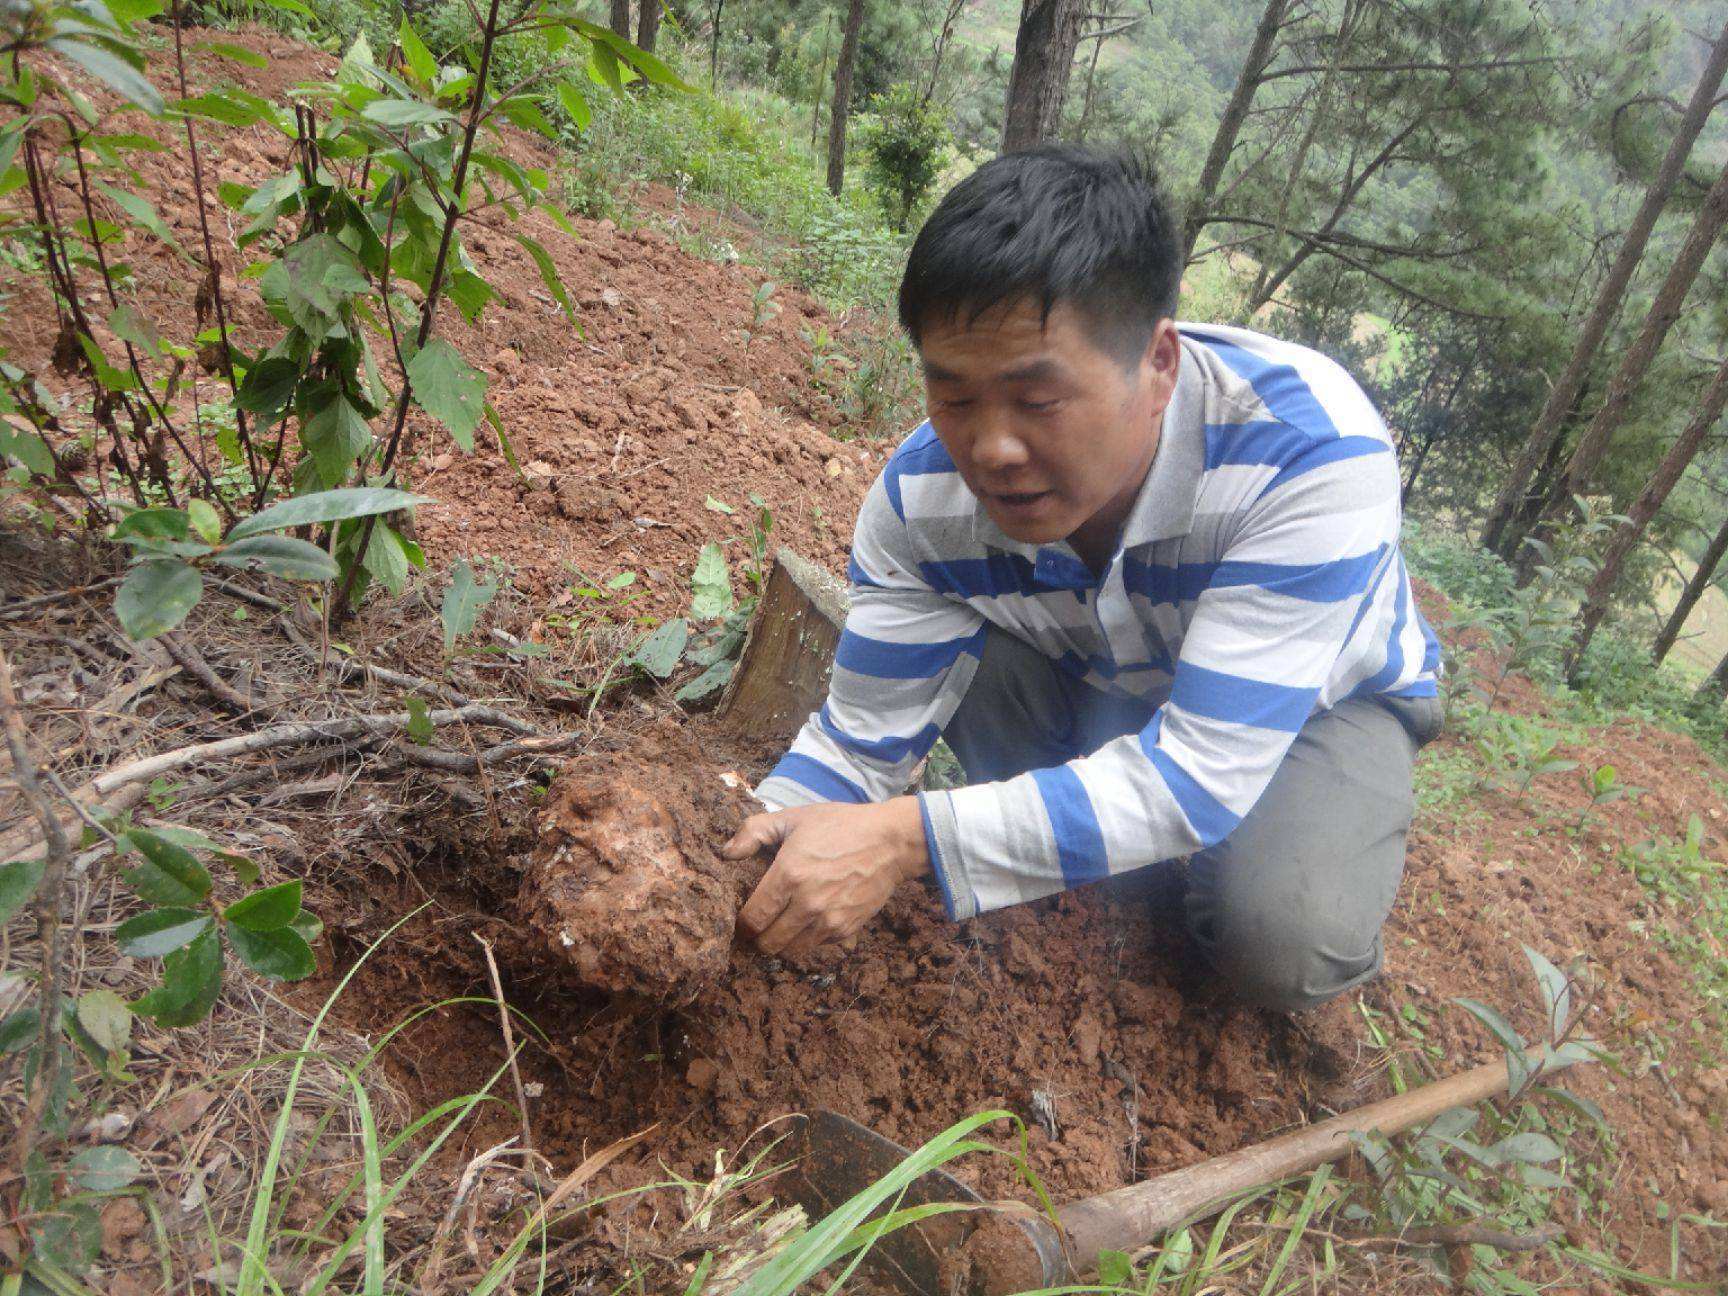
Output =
[{"x1": 791, "y1": 1045, "x2": 1590, "y2": 1296}]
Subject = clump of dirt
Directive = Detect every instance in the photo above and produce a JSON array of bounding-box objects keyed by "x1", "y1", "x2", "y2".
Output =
[{"x1": 520, "y1": 733, "x2": 762, "y2": 1000}]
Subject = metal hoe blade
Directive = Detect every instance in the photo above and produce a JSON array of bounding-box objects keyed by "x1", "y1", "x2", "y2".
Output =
[{"x1": 789, "y1": 1110, "x2": 1066, "y2": 1296}]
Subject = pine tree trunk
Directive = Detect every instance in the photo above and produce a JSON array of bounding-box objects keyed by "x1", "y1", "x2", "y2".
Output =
[
  {"x1": 1480, "y1": 13, "x2": 1728, "y2": 556},
  {"x1": 811, "y1": 9, "x2": 835, "y2": 147},
  {"x1": 1000, "y1": 0, "x2": 1086, "y2": 152},
  {"x1": 709, "y1": 0, "x2": 726, "y2": 88},
  {"x1": 1566, "y1": 354, "x2": 1728, "y2": 681},
  {"x1": 1697, "y1": 645, "x2": 1728, "y2": 705},
  {"x1": 825, "y1": 0, "x2": 867, "y2": 197},
  {"x1": 1183, "y1": 0, "x2": 1289, "y2": 260},
  {"x1": 610, "y1": 0, "x2": 631, "y2": 39},
  {"x1": 1551, "y1": 157, "x2": 1728, "y2": 504},
  {"x1": 637, "y1": 0, "x2": 660, "y2": 53},
  {"x1": 1654, "y1": 513, "x2": 1728, "y2": 666}
]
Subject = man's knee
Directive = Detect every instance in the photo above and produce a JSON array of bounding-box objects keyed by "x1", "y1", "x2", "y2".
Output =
[{"x1": 1200, "y1": 894, "x2": 1384, "y2": 1013}]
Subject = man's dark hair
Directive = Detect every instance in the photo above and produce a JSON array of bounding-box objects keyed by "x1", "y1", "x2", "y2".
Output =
[{"x1": 897, "y1": 146, "x2": 1181, "y2": 367}]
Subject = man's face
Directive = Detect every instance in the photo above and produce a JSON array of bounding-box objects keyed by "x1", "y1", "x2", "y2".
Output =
[{"x1": 918, "y1": 299, "x2": 1180, "y2": 554}]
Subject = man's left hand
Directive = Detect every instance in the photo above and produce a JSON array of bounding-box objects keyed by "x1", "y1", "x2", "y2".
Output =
[{"x1": 722, "y1": 798, "x2": 929, "y2": 957}]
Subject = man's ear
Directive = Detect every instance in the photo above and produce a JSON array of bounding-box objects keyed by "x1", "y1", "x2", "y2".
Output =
[{"x1": 1143, "y1": 317, "x2": 1181, "y2": 405}]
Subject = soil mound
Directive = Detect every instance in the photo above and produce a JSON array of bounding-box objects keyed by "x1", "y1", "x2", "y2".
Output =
[{"x1": 521, "y1": 737, "x2": 760, "y2": 1000}]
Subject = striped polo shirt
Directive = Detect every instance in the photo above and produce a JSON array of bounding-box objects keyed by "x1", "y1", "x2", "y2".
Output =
[{"x1": 756, "y1": 321, "x2": 1442, "y2": 922}]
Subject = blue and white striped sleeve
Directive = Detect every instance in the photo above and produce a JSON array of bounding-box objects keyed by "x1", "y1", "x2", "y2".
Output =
[
  {"x1": 918, "y1": 436, "x2": 1401, "y2": 921},
  {"x1": 756, "y1": 474, "x2": 987, "y2": 813}
]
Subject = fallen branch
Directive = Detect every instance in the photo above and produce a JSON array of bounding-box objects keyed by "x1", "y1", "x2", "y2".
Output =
[
  {"x1": 0, "y1": 704, "x2": 544, "y2": 860},
  {"x1": 1335, "y1": 1221, "x2": 1563, "y2": 1252},
  {"x1": 160, "y1": 632, "x2": 256, "y2": 713},
  {"x1": 0, "y1": 645, "x2": 75, "y2": 1216},
  {"x1": 392, "y1": 732, "x2": 582, "y2": 773},
  {"x1": 0, "y1": 576, "x2": 123, "y2": 619}
]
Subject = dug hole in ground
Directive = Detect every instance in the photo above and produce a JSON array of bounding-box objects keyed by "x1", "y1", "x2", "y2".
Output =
[{"x1": 3, "y1": 23, "x2": 1727, "y2": 1296}]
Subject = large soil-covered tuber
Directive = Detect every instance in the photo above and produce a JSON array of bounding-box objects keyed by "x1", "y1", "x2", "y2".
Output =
[{"x1": 520, "y1": 735, "x2": 762, "y2": 1000}]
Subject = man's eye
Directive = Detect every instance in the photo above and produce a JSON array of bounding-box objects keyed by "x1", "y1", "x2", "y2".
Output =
[
  {"x1": 1021, "y1": 399, "x2": 1060, "y2": 413},
  {"x1": 936, "y1": 398, "x2": 974, "y2": 411}
]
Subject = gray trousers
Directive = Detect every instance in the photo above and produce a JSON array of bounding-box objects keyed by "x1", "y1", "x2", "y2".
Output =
[{"x1": 942, "y1": 627, "x2": 1443, "y2": 1013}]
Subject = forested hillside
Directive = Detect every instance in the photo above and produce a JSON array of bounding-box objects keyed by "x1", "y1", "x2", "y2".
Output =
[{"x1": 4, "y1": 0, "x2": 1728, "y2": 1293}]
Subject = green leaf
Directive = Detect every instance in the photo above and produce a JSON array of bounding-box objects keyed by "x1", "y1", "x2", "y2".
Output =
[
  {"x1": 193, "y1": 40, "x2": 269, "y2": 68},
  {"x1": 1454, "y1": 995, "x2": 1533, "y2": 1093},
  {"x1": 446, "y1": 268, "x2": 495, "y2": 323},
  {"x1": 629, "y1": 618, "x2": 688, "y2": 679},
  {"x1": 234, "y1": 355, "x2": 298, "y2": 419},
  {"x1": 289, "y1": 909, "x2": 324, "y2": 945},
  {"x1": 187, "y1": 498, "x2": 222, "y2": 546},
  {"x1": 224, "y1": 880, "x2": 301, "y2": 932},
  {"x1": 76, "y1": 989, "x2": 133, "y2": 1056},
  {"x1": 1, "y1": 1007, "x2": 40, "y2": 1054},
  {"x1": 555, "y1": 80, "x2": 591, "y2": 130},
  {"x1": 1097, "y1": 1250, "x2": 1133, "y2": 1287},
  {"x1": 70, "y1": 1145, "x2": 141, "y2": 1192},
  {"x1": 227, "y1": 487, "x2": 429, "y2": 540},
  {"x1": 133, "y1": 927, "x2": 221, "y2": 1026},
  {"x1": 0, "y1": 417, "x2": 56, "y2": 476},
  {"x1": 361, "y1": 98, "x2": 455, "y2": 127},
  {"x1": 105, "y1": 0, "x2": 165, "y2": 23},
  {"x1": 113, "y1": 506, "x2": 189, "y2": 541},
  {"x1": 0, "y1": 857, "x2": 46, "y2": 922},
  {"x1": 213, "y1": 534, "x2": 339, "y2": 582},
  {"x1": 31, "y1": 1199, "x2": 101, "y2": 1273},
  {"x1": 226, "y1": 924, "x2": 314, "y2": 980},
  {"x1": 117, "y1": 908, "x2": 213, "y2": 958},
  {"x1": 299, "y1": 394, "x2": 375, "y2": 487},
  {"x1": 704, "y1": 496, "x2": 734, "y2": 514},
  {"x1": 115, "y1": 561, "x2": 203, "y2": 640},
  {"x1": 512, "y1": 232, "x2": 575, "y2": 324},
  {"x1": 484, "y1": 400, "x2": 521, "y2": 475},
  {"x1": 398, "y1": 16, "x2": 438, "y2": 84},
  {"x1": 120, "y1": 828, "x2": 213, "y2": 905},
  {"x1": 407, "y1": 338, "x2": 485, "y2": 450},
  {"x1": 1522, "y1": 945, "x2": 1571, "y2": 1040},
  {"x1": 498, "y1": 95, "x2": 557, "y2": 137},
  {"x1": 690, "y1": 543, "x2": 733, "y2": 621},
  {"x1": 176, "y1": 90, "x2": 272, "y2": 127},
  {"x1": 361, "y1": 521, "x2": 413, "y2": 594},
  {"x1": 97, "y1": 183, "x2": 184, "y2": 256},
  {"x1": 1490, "y1": 1132, "x2": 1562, "y2": 1165},
  {"x1": 46, "y1": 38, "x2": 163, "y2": 115},
  {"x1": 440, "y1": 558, "x2": 498, "y2": 651},
  {"x1": 674, "y1": 658, "x2": 734, "y2": 704},
  {"x1": 109, "y1": 303, "x2": 163, "y2": 358},
  {"x1": 404, "y1": 695, "x2": 433, "y2": 745}
]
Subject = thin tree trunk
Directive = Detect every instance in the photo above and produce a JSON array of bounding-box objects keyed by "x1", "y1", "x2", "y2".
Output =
[
  {"x1": 1698, "y1": 644, "x2": 1728, "y2": 705},
  {"x1": 826, "y1": 0, "x2": 867, "y2": 197},
  {"x1": 637, "y1": 0, "x2": 660, "y2": 53},
  {"x1": 1551, "y1": 157, "x2": 1728, "y2": 504},
  {"x1": 1566, "y1": 354, "x2": 1728, "y2": 681},
  {"x1": 1075, "y1": 17, "x2": 1106, "y2": 143},
  {"x1": 923, "y1": 0, "x2": 968, "y2": 109},
  {"x1": 1480, "y1": 12, "x2": 1728, "y2": 556},
  {"x1": 610, "y1": 0, "x2": 631, "y2": 39},
  {"x1": 812, "y1": 9, "x2": 835, "y2": 146},
  {"x1": 1183, "y1": 0, "x2": 1290, "y2": 259},
  {"x1": 709, "y1": 0, "x2": 726, "y2": 89},
  {"x1": 1654, "y1": 513, "x2": 1728, "y2": 666},
  {"x1": 1001, "y1": 0, "x2": 1086, "y2": 152}
]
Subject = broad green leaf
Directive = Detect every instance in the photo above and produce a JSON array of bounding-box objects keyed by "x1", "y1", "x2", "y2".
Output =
[
  {"x1": 113, "y1": 506, "x2": 189, "y2": 541},
  {"x1": 690, "y1": 542, "x2": 733, "y2": 620},
  {"x1": 629, "y1": 618, "x2": 688, "y2": 679},
  {"x1": 1535, "y1": 1084, "x2": 1606, "y2": 1129},
  {"x1": 0, "y1": 857, "x2": 46, "y2": 922},
  {"x1": 116, "y1": 908, "x2": 213, "y2": 958},
  {"x1": 97, "y1": 183, "x2": 184, "y2": 256},
  {"x1": 361, "y1": 521, "x2": 413, "y2": 594},
  {"x1": 187, "y1": 499, "x2": 223, "y2": 546},
  {"x1": 407, "y1": 338, "x2": 485, "y2": 450},
  {"x1": 234, "y1": 355, "x2": 298, "y2": 419},
  {"x1": 46, "y1": 38, "x2": 163, "y2": 115},
  {"x1": 300, "y1": 394, "x2": 375, "y2": 487},
  {"x1": 115, "y1": 561, "x2": 203, "y2": 640},
  {"x1": 105, "y1": 0, "x2": 165, "y2": 23},
  {"x1": 76, "y1": 990, "x2": 132, "y2": 1055},
  {"x1": 1424, "y1": 1105, "x2": 1479, "y2": 1142},
  {"x1": 1490, "y1": 1132, "x2": 1562, "y2": 1165},
  {"x1": 1454, "y1": 996, "x2": 1533, "y2": 1094},
  {"x1": 226, "y1": 924, "x2": 314, "y2": 980},
  {"x1": 674, "y1": 658, "x2": 733, "y2": 703},
  {"x1": 446, "y1": 269, "x2": 495, "y2": 323},
  {"x1": 1, "y1": 1007, "x2": 40, "y2": 1053},
  {"x1": 175, "y1": 90, "x2": 271, "y2": 127},
  {"x1": 227, "y1": 487, "x2": 429, "y2": 540},
  {"x1": 289, "y1": 909, "x2": 323, "y2": 945},
  {"x1": 1097, "y1": 1250, "x2": 1133, "y2": 1288},
  {"x1": 120, "y1": 828, "x2": 212, "y2": 905},
  {"x1": 398, "y1": 17, "x2": 438, "y2": 84},
  {"x1": 361, "y1": 99, "x2": 454, "y2": 127},
  {"x1": 259, "y1": 233, "x2": 369, "y2": 335},
  {"x1": 555, "y1": 80, "x2": 591, "y2": 130},
  {"x1": 133, "y1": 927, "x2": 221, "y2": 1026},
  {"x1": 405, "y1": 696, "x2": 433, "y2": 745},
  {"x1": 213, "y1": 534, "x2": 338, "y2": 582},
  {"x1": 512, "y1": 232, "x2": 575, "y2": 323},
  {"x1": 498, "y1": 95, "x2": 557, "y2": 138},
  {"x1": 109, "y1": 303, "x2": 163, "y2": 358},
  {"x1": 224, "y1": 880, "x2": 301, "y2": 932},
  {"x1": 607, "y1": 571, "x2": 637, "y2": 589},
  {"x1": 193, "y1": 40, "x2": 269, "y2": 68},
  {"x1": 31, "y1": 1200, "x2": 101, "y2": 1273},
  {"x1": 0, "y1": 417, "x2": 56, "y2": 476},
  {"x1": 70, "y1": 1145, "x2": 140, "y2": 1192},
  {"x1": 440, "y1": 558, "x2": 498, "y2": 651}
]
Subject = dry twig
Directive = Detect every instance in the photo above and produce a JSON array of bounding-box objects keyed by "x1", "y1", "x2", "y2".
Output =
[{"x1": 474, "y1": 934, "x2": 534, "y2": 1154}]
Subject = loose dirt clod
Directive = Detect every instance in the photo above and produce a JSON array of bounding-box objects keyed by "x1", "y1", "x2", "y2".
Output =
[{"x1": 521, "y1": 736, "x2": 762, "y2": 1000}]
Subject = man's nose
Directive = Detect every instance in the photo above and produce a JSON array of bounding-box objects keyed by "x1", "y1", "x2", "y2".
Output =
[{"x1": 970, "y1": 410, "x2": 1030, "y2": 473}]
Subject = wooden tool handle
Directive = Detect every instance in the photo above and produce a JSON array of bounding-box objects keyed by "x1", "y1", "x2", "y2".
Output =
[{"x1": 968, "y1": 1047, "x2": 1581, "y2": 1295}]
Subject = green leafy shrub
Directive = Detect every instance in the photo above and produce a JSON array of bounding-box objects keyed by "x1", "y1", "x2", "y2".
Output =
[{"x1": 856, "y1": 82, "x2": 952, "y2": 232}]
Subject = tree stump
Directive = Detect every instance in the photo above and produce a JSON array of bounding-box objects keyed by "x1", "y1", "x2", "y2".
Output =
[{"x1": 716, "y1": 547, "x2": 849, "y2": 740}]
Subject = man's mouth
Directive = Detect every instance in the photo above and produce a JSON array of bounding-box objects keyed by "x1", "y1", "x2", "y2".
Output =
[{"x1": 990, "y1": 489, "x2": 1053, "y2": 510}]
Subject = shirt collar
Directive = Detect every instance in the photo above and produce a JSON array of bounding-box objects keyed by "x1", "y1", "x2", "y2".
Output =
[{"x1": 970, "y1": 340, "x2": 1205, "y2": 565}]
